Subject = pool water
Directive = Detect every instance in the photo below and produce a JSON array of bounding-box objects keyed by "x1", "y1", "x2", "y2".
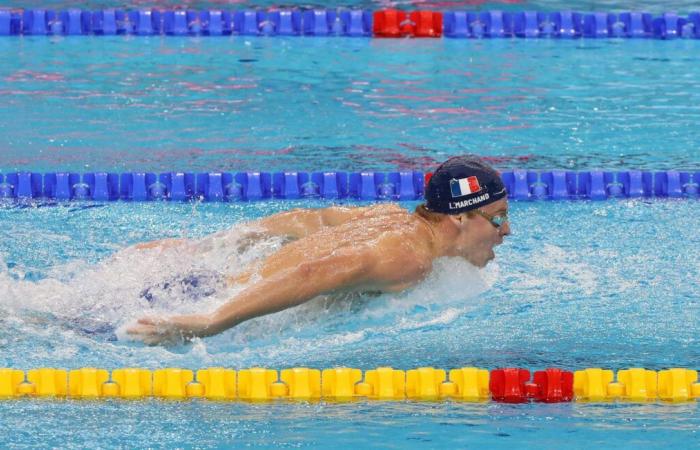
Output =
[
  {"x1": 2, "y1": 37, "x2": 700, "y2": 173},
  {"x1": 0, "y1": 199, "x2": 698, "y2": 447},
  {"x1": 1, "y1": 0, "x2": 699, "y2": 447}
]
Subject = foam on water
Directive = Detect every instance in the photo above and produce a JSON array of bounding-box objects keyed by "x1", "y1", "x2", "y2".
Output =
[{"x1": 0, "y1": 225, "x2": 281, "y2": 344}]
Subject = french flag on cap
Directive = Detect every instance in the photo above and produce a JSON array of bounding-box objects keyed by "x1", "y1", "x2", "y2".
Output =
[{"x1": 450, "y1": 176, "x2": 481, "y2": 198}]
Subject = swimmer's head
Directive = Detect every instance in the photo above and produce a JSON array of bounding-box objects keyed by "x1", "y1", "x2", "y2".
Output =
[
  {"x1": 424, "y1": 155, "x2": 507, "y2": 214},
  {"x1": 417, "y1": 156, "x2": 510, "y2": 267}
]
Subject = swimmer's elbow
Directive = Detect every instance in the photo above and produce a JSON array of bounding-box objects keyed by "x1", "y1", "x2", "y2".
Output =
[{"x1": 295, "y1": 261, "x2": 314, "y2": 281}]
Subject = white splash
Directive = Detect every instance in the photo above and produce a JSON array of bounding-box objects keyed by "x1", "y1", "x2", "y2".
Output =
[{"x1": 0, "y1": 225, "x2": 286, "y2": 339}]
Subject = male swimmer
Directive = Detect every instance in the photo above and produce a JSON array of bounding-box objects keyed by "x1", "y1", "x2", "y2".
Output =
[{"x1": 127, "y1": 156, "x2": 511, "y2": 345}]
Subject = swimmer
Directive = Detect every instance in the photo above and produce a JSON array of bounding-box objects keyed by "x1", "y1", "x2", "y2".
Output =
[{"x1": 127, "y1": 156, "x2": 511, "y2": 345}]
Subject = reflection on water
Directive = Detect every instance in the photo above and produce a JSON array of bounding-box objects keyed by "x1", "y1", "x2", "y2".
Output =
[{"x1": 2, "y1": 38, "x2": 700, "y2": 172}]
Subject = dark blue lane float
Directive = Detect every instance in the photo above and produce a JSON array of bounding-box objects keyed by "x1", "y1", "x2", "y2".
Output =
[
  {"x1": 1, "y1": 9, "x2": 700, "y2": 39},
  {"x1": 0, "y1": 170, "x2": 697, "y2": 202},
  {"x1": 0, "y1": 9, "x2": 373, "y2": 36}
]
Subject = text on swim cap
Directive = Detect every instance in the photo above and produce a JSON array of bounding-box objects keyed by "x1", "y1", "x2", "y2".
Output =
[{"x1": 449, "y1": 192, "x2": 490, "y2": 210}]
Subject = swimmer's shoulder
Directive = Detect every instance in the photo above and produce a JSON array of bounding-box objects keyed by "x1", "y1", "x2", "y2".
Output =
[
  {"x1": 354, "y1": 203, "x2": 409, "y2": 220},
  {"x1": 370, "y1": 226, "x2": 434, "y2": 266},
  {"x1": 369, "y1": 242, "x2": 433, "y2": 290}
]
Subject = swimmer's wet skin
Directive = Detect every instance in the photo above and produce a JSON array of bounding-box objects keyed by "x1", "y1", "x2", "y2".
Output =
[{"x1": 127, "y1": 156, "x2": 511, "y2": 345}]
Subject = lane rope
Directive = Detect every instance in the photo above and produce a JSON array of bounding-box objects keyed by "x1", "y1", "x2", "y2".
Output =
[
  {"x1": 1, "y1": 367, "x2": 697, "y2": 403},
  {"x1": 1, "y1": 170, "x2": 698, "y2": 202},
  {"x1": 0, "y1": 9, "x2": 698, "y2": 40}
]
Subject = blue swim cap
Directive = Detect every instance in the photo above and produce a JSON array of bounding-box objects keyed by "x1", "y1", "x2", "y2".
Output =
[{"x1": 424, "y1": 156, "x2": 507, "y2": 215}]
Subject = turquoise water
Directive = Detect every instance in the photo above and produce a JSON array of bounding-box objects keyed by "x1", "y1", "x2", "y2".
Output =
[
  {"x1": 1, "y1": 200, "x2": 699, "y2": 369},
  {"x1": 1, "y1": 37, "x2": 700, "y2": 173},
  {"x1": 0, "y1": 199, "x2": 699, "y2": 447},
  {"x1": 1, "y1": 400, "x2": 699, "y2": 447},
  {"x1": 1, "y1": 5, "x2": 700, "y2": 448}
]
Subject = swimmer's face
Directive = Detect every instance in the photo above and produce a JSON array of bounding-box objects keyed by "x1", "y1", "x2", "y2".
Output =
[{"x1": 449, "y1": 198, "x2": 510, "y2": 267}]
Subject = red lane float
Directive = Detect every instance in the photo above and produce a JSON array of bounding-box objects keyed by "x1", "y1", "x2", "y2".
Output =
[
  {"x1": 490, "y1": 368, "x2": 574, "y2": 403},
  {"x1": 373, "y1": 9, "x2": 442, "y2": 38},
  {"x1": 490, "y1": 368, "x2": 530, "y2": 403},
  {"x1": 373, "y1": 9, "x2": 404, "y2": 37},
  {"x1": 411, "y1": 11, "x2": 442, "y2": 37},
  {"x1": 531, "y1": 368, "x2": 574, "y2": 403}
]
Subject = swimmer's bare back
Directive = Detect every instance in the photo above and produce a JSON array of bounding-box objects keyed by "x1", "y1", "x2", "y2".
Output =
[
  {"x1": 250, "y1": 204, "x2": 433, "y2": 291},
  {"x1": 226, "y1": 204, "x2": 421, "y2": 286},
  {"x1": 127, "y1": 204, "x2": 436, "y2": 345},
  {"x1": 129, "y1": 203, "x2": 403, "y2": 254}
]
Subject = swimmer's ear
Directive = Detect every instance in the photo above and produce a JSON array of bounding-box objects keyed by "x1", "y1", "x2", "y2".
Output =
[
  {"x1": 446, "y1": 214, "x2": 464, "y2": 228},
  {"x1": 448, "y1": 212, "x2": 472, "y2": 229}
]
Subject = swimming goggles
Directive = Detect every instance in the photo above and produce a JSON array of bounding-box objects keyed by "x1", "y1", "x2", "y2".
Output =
[{"x1": 475, "y1": 209, "x2": 509, "y2": 229}]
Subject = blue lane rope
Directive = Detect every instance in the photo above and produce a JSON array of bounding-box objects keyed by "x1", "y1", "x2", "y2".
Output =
[
  {"x1": 0, "y1": 9, "x2": 699, "y2": 39},
  {"x1": 0, "y1": 170, "x2": 698, "y2": 201}
]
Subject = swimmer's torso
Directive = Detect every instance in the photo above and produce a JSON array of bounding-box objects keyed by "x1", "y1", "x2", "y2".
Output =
[{"x1": 228, "y1": 204, "x2": 435, "y2": 293}]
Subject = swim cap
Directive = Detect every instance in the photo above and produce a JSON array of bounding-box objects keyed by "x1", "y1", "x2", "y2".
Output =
[{"x1": 424, "y1": 156, "x2": 507, "y2": 215}]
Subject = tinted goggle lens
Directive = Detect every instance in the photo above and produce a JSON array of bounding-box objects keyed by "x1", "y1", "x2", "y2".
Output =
[{"x1": 490, "y1": 213, "x2": 508, "y2": 228}]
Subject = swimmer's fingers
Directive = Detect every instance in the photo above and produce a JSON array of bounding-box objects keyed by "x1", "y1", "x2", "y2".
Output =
[
  {"x1": 125, "y1": 322, "x2": 156, "y2": 338},
  {"x1": 127, "y1": 326, "x2": 176, "y2": 346},
  {"x1": 127, "y1": 321, "x2": 165, "y2": 342},
  {"x1": 124, "y1": 317, "x2": 158, "y2": 335},
  {"x1": 127, "y1": 318, "x2": 185, "y2": 346},
  {"x1": 141, "y1": 333, "x2": 176, "y2": 346},
  {"x1": 127, "y1": 314, "x2": 212, "y2": 345},
  {"x1": 136, "y1": 316, "x2": 160, "y2": 326}
]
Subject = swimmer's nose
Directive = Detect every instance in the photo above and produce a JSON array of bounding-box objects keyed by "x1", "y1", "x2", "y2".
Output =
[{"x1": 500, "y1": 221, "x2": 511, "y2": 238}]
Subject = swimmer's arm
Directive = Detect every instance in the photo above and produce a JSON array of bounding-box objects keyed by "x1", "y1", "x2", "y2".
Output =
[
  {"x1": 205, "y1": 249, "x2": 371, "y2": 336},
  {"x1": 128, "y1": 250, "x2": 372, "y2": 343},
  {"x1": 254, "y1": 206, "x2": 373, "y2": 239}
]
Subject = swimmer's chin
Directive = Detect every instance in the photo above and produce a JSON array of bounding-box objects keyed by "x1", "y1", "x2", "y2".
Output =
[
  {"x1": 468, "y1": 252, "x2": 495, "y2": 268},
  {"x1": 469, "y1": 251, "x2": 496, "y2": 269}
]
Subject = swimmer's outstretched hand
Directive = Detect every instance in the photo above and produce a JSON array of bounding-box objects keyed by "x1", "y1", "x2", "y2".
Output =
[{"x1": 126, "y1": 314, "x2": 212, "y2": 346}]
